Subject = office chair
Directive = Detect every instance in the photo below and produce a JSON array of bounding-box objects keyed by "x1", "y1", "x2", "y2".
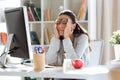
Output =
[{"x1": 89, "y1": 40, "x2": 104, "y2": 66}]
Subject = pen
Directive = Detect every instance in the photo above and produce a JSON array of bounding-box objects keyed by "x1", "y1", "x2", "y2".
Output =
[
  {"x1": 37, "y1": 47, "x2": 42, "y2": 54},
  {"x1": 34, "y1": 46, "x2": 45, "y2": 54},
  {"x1": 34, "y1": 47, "x2": 38, "y2": 54},
  {"x1": 34, "y1": 46, "x2": 41, "y2": 54},
  {"x1": 42, "y1": 48, "x2": 45, "y2": 54}
]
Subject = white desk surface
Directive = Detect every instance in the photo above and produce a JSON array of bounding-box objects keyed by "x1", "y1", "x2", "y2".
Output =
[{"x1": 0, "y1": 64, "x2": 110, "y2": 80}]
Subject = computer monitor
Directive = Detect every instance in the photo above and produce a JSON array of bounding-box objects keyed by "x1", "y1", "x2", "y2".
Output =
[{"x1": 0, "y1": 7, "x2": 32, "y2": 67}]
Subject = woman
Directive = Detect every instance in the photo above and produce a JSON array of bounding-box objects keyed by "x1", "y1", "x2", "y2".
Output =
[{"x1": 45, "y1": 10, "x2": 91, "y2": 80}]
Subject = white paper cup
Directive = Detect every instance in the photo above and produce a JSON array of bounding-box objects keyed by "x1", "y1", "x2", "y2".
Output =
[{"x1": 63, "y1": 59, "x2": 73, "y2": 73}]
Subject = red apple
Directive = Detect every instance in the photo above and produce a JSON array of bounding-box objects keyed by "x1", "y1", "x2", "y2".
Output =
[{"x1": 72, "y1": 59, "x2": 83, "y2": 69}]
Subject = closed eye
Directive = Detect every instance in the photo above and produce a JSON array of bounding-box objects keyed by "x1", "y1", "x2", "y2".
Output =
[{"x1": 62, "y1": 21, "x2": 67, "y2": 24}]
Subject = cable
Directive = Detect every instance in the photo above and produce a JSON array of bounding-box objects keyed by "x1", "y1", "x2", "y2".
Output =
[{"x1": 0, "y1": 47, "x2": 19, "y2": 57}]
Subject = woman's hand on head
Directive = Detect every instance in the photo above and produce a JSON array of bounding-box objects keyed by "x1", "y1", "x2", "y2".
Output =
[
  {"x1": 64, "y1": 19, "x2": 73, "y2": 38},
  {"x1": 53, "y1": 22, "x2": 59, "y2": 38}
]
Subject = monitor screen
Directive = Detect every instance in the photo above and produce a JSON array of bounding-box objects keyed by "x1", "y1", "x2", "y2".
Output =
[{"x1": 4, "y1": 7, "x2": 32, "y2": 59}]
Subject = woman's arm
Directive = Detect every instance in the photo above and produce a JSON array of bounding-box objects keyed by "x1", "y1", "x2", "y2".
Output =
[
  {"x1": 63, "y1": 34, "x2": 88, "y2": 59},
  {"x1": 45, "y1": 37, "x2": 60, "y2": 64}
]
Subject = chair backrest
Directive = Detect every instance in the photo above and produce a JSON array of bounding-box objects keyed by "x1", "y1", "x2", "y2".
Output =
[{"x1": 89, "y1": 40, "x2": 104, "y2": 66}]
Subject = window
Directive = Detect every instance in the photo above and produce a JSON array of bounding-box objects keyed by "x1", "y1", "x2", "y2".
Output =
[{"x1": 0, "y1": 0, "x2": 21, "y2": 32}]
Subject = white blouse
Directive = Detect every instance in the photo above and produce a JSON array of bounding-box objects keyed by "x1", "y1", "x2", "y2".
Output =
[{"x1": 45, "y1": 34, "x2": 90, "y2": 67}]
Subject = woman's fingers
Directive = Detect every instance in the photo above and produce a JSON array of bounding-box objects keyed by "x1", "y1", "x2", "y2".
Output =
[
  {"x1": 53, "y1": 23, "x2": 59, "y2": 38},
  {"x1": 64, "y1": 19, "x2": 70, "y2": 38}
]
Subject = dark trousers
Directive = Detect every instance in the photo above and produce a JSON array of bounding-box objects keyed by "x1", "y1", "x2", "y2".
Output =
[
  {"x1": 44, "y1": 78, "x2": 85, "y2": 80},
  {"x1": 54, "y1": 78, "x2": 85, "y2": 80}
]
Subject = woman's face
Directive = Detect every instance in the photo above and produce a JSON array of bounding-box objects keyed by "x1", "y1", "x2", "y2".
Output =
[{"x1": 56, "y1": 15, "x2": 73, "y2": 36}]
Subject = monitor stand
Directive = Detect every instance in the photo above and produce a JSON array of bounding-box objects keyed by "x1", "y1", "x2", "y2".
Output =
[{"x1": 0, "y1": 34, "x2": 14, "y2": 68}]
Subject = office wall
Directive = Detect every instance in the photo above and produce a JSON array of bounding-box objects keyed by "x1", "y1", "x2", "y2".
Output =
[
  {"x1": 96, "y1": 0, "x2": 119, "y2": 64},
  {"x1": 117, "y1": 0, "x2": 120, "y2": 29},
  {"x1": 0, "y1": 76, "x2": 21, "y2": 80}
]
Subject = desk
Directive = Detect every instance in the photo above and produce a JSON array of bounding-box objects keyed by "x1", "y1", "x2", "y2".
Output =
[{"x1": 0, "y1": 64, "x2": 110, "y2": 80}]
